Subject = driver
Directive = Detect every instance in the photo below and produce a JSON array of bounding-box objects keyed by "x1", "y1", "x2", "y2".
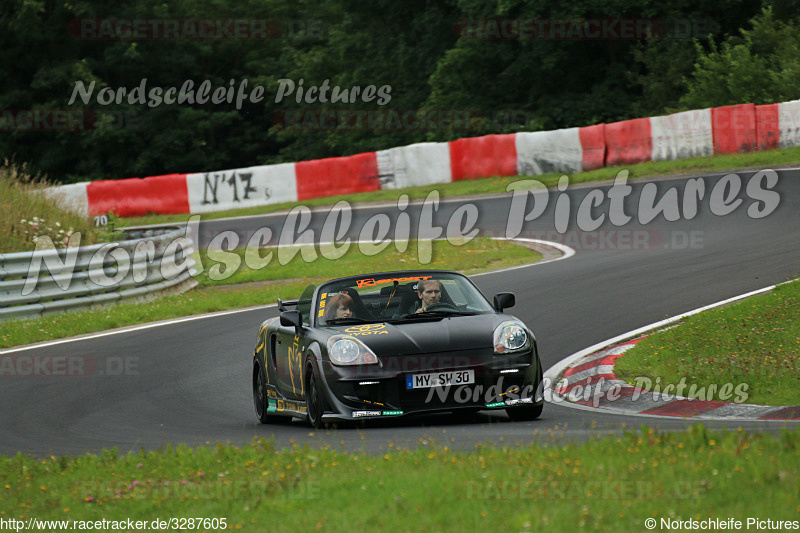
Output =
[{"x1": 415, "y1": 279, "x2": 442, "y2": 313}]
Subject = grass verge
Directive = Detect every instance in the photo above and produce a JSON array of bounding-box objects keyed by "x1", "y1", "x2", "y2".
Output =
[
  {"x1": 0, "y1": 163, "x2": 115, "y2": 254},
  {"x1": 0, "y1": 238, "x2": 541, "y2": 349},
  {"x1": 196, "y1": 237, "x2": 540, "y2": 287},
  {"x1": 615, "y1": 279, "x2": 800, "y2": 406},
  {"x1": 1, "y1": 425, "x2": 797, "y2": 531},
  {"x1": 0, "y1": 283, "x2": 305, "y2": 350},
  {"x1": 120, "y1": 144, "x2": 800, "y2": 227}
]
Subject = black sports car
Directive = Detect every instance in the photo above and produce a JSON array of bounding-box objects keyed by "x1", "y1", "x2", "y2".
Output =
[{"x1": 252, "y1": 270, "x2": 544, "y2": 427}]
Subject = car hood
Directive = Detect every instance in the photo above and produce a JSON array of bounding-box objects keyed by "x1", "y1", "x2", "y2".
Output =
[{"x1": 323, "y1": 314, "x2": 508, "y2": 355}]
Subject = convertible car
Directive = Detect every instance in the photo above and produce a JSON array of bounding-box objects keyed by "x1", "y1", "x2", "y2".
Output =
[{"x1": 252, "y1": 270, "x2": 544, "y2": 427}]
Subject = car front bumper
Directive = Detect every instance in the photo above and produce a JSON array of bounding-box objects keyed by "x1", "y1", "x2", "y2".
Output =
[{"x1": 318, "y1": 349, "x2": 543, "y2": 419}]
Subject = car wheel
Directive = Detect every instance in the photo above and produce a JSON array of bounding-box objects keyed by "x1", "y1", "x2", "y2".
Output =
[
  {"x1": 506, "y1": 402, "x2": 543, "y2": 421},
  {"x1": 305, "y1": 359, "x2": 325, "y2": 429},
  {"x1": 253, "y1": 360, "x2": 279, "y2": 424}
]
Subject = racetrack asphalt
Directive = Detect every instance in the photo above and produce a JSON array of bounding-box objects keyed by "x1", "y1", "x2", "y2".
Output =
[{"x1": 1, "y1": 169, "x2": 799, "y2": 457}]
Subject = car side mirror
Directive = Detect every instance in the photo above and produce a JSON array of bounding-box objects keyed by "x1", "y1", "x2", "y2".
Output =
[
  {"x1": 280, "y1": 310, "x2": 302, "y2": 329},
  {"x1": 493, "y1": 293, "x2": 515, "y2": 312}
]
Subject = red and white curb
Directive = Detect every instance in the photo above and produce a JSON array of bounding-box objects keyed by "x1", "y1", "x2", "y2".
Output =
[
  {"x1": 548, "y1": 338, "x2": 800, "y2": 421},
  {"x1": 544, "y1": 281, "x2": 800, "y2": 421}
]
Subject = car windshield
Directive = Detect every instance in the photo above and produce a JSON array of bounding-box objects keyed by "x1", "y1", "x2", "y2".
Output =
[{"x1": 316, "y1": 272, "x2": 494, "y2": 326}]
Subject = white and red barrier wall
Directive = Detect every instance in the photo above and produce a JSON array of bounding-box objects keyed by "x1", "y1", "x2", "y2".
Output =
[
  {"x1": 650, "y1": 109, "x2": 713, "y2": 161},
  {"x1": 46, "y1": 99, "x2": 800, "y2": 218}
]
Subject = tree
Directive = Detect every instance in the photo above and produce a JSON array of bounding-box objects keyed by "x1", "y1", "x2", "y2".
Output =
[{"x1": 680, "y1": 8, "x2": 800, "y2": 109}]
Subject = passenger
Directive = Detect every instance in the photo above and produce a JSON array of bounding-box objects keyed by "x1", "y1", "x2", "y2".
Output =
[
  {"x1": 323, "y1": 293, "x2": 355, "y2": 321},
  {"x1": 415, "y1": 279, "x2": 442, "y2": 313}
]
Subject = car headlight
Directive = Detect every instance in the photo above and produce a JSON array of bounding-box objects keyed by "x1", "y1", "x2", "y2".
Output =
[
  {"x1": 493, "y1": 321, "x2": 530, "y2": 354},
  {"x1": 327, "y1": 335, "x2": 379, "y2": 366}
]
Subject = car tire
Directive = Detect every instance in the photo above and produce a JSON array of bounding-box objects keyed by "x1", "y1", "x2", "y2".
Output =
[
  {"x1": 253, "y1": 360, "x2": 280, "y2": 424},
  {"x1": 305, "y1": 358, "x2": 326, "y2": 429}
]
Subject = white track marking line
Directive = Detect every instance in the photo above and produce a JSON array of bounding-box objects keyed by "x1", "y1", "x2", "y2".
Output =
[{"x1": 0, "y1": 304, "x2": 276, "y2": 354}]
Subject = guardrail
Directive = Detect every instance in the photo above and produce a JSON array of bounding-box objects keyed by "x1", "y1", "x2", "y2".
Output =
[{"x1": 0, "y1": 226, "x2": 198, "y2": 322}]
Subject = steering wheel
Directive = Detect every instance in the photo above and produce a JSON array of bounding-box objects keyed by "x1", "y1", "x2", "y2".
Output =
[{"x1": 423, "y1": 302, "x2": 458, "y2": 312}]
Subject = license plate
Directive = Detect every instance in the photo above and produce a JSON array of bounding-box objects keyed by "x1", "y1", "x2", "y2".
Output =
[{"x1": 406, "y1": 370, "x2": 475, "y2": 389}]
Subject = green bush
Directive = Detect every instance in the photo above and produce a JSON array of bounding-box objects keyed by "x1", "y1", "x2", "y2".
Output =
[{"x1": 681, "y1": 8, "x2": 800, "y2": 108}]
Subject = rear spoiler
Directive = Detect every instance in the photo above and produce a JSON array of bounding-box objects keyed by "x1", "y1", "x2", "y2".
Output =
[{"x1": 277, "y1": 298, "x2": 298, "y2": 312}]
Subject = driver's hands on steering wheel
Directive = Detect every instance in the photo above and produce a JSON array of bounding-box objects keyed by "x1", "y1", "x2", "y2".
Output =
[{"x1": 416, "y1": 302, "x2": 457, "y2": 313}]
